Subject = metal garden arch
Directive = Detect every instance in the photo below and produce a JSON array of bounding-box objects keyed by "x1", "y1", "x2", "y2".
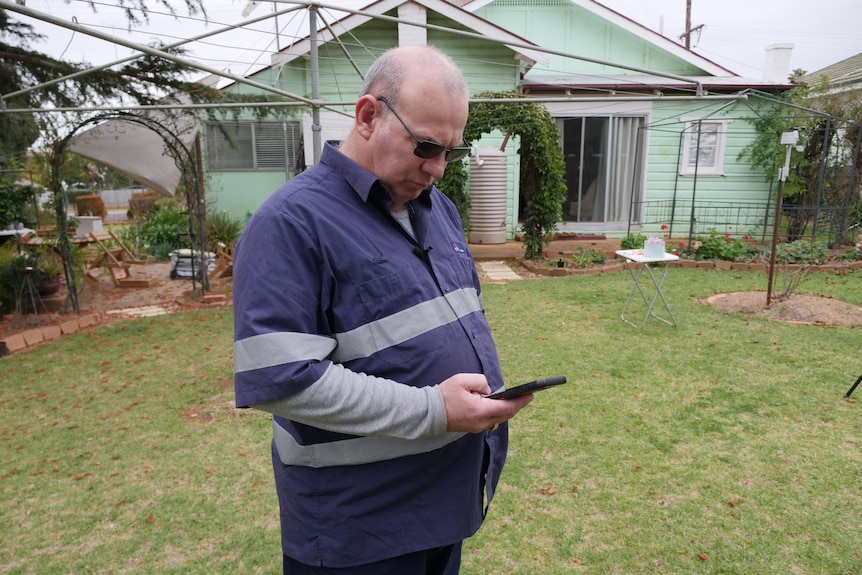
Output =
[{"x1": 51, "y1": 111, "x2": 208, "y2": 313}]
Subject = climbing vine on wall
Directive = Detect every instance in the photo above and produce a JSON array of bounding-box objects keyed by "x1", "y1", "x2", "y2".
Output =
[
  {"x1": 464, "y1": 91, "x2": 567, "y2": 259},
  {"x1": 437, "y1": 160, "x2": 470, "y2": 233}
]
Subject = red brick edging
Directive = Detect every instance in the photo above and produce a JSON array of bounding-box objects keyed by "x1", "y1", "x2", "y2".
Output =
[
  {"x1": 0, "y1": 312, "x2": 102, "y2": 356},
  {"x1": 0, "y1": 294, "x2": 232, "y2": 357}
]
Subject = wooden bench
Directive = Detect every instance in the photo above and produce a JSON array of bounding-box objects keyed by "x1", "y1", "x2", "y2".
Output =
[{"x1": 85, "y1": 230, "x2": 155, "y2": 288}]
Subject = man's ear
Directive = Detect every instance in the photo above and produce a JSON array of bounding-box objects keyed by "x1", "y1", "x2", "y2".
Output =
[{"x1": 354, "y1": 95, "x2": 380, "y2": 139}]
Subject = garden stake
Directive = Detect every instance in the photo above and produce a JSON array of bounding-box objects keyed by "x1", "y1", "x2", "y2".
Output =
[{"x1": 845, "y1": 373, "x2": 862, "y2": 399}]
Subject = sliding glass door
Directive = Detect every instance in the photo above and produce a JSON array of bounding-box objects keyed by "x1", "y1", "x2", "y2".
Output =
[{"x1": 557, "y1": 115, "x2": 645, "y2": 225}]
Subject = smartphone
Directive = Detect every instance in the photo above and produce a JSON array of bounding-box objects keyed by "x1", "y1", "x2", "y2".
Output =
[{"x1": 486, "y1": 375, "x2": 567, "y2": 400}]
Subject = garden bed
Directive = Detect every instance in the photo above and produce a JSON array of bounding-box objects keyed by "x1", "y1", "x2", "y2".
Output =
[{"x1": 521, "y1": 253, "x2": 862, "y2": 278}]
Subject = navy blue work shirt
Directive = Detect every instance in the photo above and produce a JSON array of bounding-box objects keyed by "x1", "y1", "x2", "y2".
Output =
[{"x1": 233, "y1": 143, "x2": 507, "y2": 567}]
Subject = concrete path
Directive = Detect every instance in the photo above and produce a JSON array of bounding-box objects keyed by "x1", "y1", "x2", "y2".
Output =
[{"x1": 478, "y1": 260, "x2": 522, "y2": 281}]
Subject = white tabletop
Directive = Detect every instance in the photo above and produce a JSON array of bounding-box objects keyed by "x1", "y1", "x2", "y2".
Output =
[
  {"x1": 616, "y1": 249, "x2": 680, "y2": 264},
  {"x1": 0, "y1": 228, "x2": 35, "y2": 237}
]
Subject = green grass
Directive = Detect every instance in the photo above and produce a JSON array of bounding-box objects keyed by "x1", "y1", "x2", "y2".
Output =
[{"x1": 1, "y1": 269, "x2": 861, "y2": 574}]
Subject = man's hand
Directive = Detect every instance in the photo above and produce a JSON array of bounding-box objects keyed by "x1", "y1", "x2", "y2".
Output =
[{"x1": 439, "y1": 373, "x2": 533, "y2": 433}]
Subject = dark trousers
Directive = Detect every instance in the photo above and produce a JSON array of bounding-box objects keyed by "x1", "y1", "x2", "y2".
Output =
[{"x1": 283, "y1": 542, "x2": 462, "y2": 575}]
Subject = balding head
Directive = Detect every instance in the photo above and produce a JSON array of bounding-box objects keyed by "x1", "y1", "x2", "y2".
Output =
[{"x1": 359, "y1": 45, "x2": 468, "y2": 107}]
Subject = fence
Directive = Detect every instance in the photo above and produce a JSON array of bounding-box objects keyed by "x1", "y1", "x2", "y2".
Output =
[{"x1": 630, "y1": 200, "x2": 852, "y2": 246}]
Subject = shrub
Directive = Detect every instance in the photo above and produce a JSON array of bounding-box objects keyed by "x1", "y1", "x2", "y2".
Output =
[
  {"x1": 847, "y1": 198, "x2": 862, "y2": 237},
  {"x1": 204, "y1": 210, "x2": 243, "y2": 253},
  {"x1": 678, "y1": 228, "x2": 761, "y2": 262},
  {"x1": 834, "y1": 234, "x2": 862, "y2": 261},
  {"x1": 567, "y1": 247, "x2": 607, "y2": 268},
  {"x1": 128, "y1": 190, "x2": 161, "y2": 220},
  {"x1": 771, "y1": 240, "x2": 830, "y2": 264},
  {"x1": 74, "y1": 194, "x2": 106, "y2": 218},
  {"x1": 120, "y1": 199, "x2": 186, "y2": 261},
  {"x1": 0, "y1": 242, "x2": 21, "y2": 312},
  {"x1": 34, "y1": 247, "x2": 65, "y2": 281},
  {"x1": 0, "y1": 180, "x2": 38, "y2": 228},
  {"x1": 437, "y1": 160, "x2": 470, "y2": 233}
]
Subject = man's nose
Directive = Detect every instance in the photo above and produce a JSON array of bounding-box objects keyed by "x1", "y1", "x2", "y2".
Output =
[{"x1": 423, "y1": 154, "x2": 448, "y2": 179}]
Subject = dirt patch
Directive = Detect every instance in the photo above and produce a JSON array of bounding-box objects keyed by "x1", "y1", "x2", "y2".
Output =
[
  {"x1": 77, "y1": 261, "x2": 198, "y2": 312},
  {"x1": 706, "y1": 291, "x2": 862, "y2": 326},
  {"x1": 0, "y1": 261, "x2": 231, "y2": 343}
]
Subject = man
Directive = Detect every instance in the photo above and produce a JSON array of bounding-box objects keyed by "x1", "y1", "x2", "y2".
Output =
[{"x1": 233, "y1": 45, "x2": 533, "y2": 574}]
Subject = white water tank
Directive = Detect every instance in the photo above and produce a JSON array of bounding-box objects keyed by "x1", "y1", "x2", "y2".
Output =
[{"x1": 468, "y1": 147, "x2": 508, "y2": 244}]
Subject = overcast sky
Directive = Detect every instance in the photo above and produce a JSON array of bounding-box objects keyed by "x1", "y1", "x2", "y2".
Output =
[
  {"x1": 14, "y1": 0, "x2": 862, "y2": 83},
  {"x1": 598, "y1": 0, "x2": 862, "y2": 78}
]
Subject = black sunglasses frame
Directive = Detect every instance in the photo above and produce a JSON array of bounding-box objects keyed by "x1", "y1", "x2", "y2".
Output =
[{"x1": 376, "y1": 97, "x2": 471, "y2": 163}]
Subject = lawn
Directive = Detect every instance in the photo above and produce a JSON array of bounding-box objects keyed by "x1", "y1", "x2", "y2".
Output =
[{"x1": 1, "y1": 268, "x2": 860, "y2": 574}]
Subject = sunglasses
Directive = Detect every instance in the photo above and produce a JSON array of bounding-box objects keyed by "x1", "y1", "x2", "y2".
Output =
[{"x1": 377, "y1": 97, "x2": 471, "y2": 163}]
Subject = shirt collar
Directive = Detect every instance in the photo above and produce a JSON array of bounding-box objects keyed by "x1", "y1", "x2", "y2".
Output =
[{"x1": 320, "y1": 142, "x2": 433, "y2": 211}]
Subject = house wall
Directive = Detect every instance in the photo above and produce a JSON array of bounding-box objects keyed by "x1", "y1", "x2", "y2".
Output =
[
  {"x1": 645, "y1": 100, "x2": 773, "y2": 202},
  {"x1": 474, "y1": 0, "x2": 711, "y2": 78},
  {"x1": 204, "y1": 1, "x2": 783, "y2": 238},
  {"x1": 201, "y1": 104, "x2": 305, "y2": 222},
  {"x1": 207, "y1": 10, "x2": 523, "y2": 224},
  {"x1": 474, "y1": 0, "x2": 781, "y2": 238},
  {"x1": 269, "y1": 13, "x2": 522, "y2": 103},
  {"x1": 205, "y1": 171, "x2": 288, "y2": 220}
]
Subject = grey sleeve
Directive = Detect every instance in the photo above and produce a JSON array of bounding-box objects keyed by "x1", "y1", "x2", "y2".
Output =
[{"x1": 253, "y1": 363, "x2": 449, "y2": 440}]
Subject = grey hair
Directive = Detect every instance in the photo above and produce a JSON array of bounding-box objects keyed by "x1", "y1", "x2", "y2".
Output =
[{"x1": 358, "y1": 45, "x2": 468, "y2": 106}]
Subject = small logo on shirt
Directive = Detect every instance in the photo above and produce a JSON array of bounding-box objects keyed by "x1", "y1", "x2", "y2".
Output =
[{"x1": 451, "y1": 241, "x2": 466, "y2": 253}]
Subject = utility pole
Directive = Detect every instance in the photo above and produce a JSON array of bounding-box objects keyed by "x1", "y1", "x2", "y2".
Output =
[
  {"x1": 679, "y1": 1, "x2": 703, "y2": 49},
  {"x1": 684, "y1": 0, "x2": 691, "y2": 48}
]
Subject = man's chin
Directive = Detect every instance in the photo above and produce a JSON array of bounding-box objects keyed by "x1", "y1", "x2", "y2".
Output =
[{"x1": 392, "y1": 187, "x2": 426, "y2": 205}]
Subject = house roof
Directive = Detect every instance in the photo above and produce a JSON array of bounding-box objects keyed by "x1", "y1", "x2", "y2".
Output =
[
  {"x1": 801, "y1": 52, "x2": 862, "y2": 89},
  {"x1": 464, "y1": 0, "x2": 738, "y2": 78},
  {"x1": 268, "y1": 0, "x2": 548, "y2": 69}
]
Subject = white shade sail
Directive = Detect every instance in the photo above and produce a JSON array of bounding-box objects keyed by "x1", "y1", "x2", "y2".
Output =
[{"x1": 66, "y1": 109, "x2": 201, "y2": 197}]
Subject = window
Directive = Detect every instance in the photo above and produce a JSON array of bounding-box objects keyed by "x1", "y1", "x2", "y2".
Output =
[
  {"x1": 680, "y1": 119, "x2": 729, "y2": 176},
  {"x1": 206, "y1": 120, "x2": 302, "y2": 170}
]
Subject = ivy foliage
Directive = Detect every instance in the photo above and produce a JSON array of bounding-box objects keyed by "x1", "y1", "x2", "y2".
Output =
[
  {"x1": 0, "y1": 178, "x2": 38, "y2": 228},
  {"x1": 436, "y1": 159, "x2": 470, "y2": 233},
  {"x1": 465, "y1": 91, "x2": 567, "y2": 259},
  {"x1": 740, "y1": 86, "x2": 862, "y2": 243}
]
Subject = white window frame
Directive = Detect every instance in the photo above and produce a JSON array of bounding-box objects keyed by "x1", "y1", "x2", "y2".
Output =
[
  {"x1": 205, "y1": 120, "x2": 302, "y2": 171},
  {"x1": 680, "y1": 118, "x2": 731, "y2": 177}
]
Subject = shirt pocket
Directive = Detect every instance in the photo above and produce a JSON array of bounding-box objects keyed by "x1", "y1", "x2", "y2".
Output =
[
  {"x1": 354, "y1": 268, "x2": 446, "y2": 368},
  {"x1": 443, "y1": 249, "x2": 480, "y2": 291}
]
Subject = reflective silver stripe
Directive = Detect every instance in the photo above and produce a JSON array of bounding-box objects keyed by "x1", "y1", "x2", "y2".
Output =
[
  {"x1": 273, "y1": 420, "x2": 466, "y2": 468},
  {"x1": 332, "y1": 287, "x2": 483, "y2": 363},
  {"x1": 234, "y1": 332, "x2": 337, "y2": 373}
]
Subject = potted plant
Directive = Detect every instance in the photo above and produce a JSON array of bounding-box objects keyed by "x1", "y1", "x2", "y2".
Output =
[{"x1": 35, "y1": 250, "x2": 65, "y2": 296}]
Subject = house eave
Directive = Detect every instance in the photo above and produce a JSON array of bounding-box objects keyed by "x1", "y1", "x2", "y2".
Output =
[
  {"x1": 522, "y1": 75, "x2": 795, "y2": 96},
  {"x1": 268, "y1": 0, "x2": 547, "y2": 70}
]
